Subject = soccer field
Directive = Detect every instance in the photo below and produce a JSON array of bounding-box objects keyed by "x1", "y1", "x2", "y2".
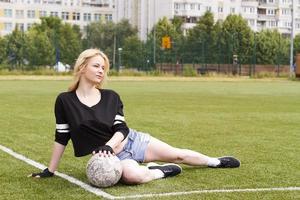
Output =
[{"x1": 0, "y1": 78, "x2": 299, "y2": 200}]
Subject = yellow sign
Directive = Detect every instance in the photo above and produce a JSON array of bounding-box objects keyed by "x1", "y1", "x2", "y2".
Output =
[{"x1": 162, "y1": 36, "x2": 171, "y2": 49}]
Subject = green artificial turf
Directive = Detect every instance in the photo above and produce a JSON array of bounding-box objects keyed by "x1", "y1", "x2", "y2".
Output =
[{"x1": 0, "y1": 78, "x2": 299, "y2": 200}]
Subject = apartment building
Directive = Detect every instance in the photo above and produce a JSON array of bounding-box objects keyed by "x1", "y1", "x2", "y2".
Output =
[
  {"x1": 1, "y1": 0, "x2": 300, "y2": 40},
  {"x1": 115, "y1": 0, "x2": 300, "y2": 40},
  {"x1": 0, "y1": 0, "x2": 114, "y2": 36}
]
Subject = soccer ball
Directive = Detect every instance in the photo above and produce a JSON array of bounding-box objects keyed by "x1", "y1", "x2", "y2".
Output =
[{"x1": 86, "y1": 155, "x2": 123, "y2": 187}]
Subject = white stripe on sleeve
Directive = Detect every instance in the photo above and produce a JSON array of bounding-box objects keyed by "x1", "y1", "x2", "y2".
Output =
[
  {"x1": 113, "y1": 121, "x2": 122, "y2": 125},
  {"x1": 57, "y1": 129, "x2": 70, "y2": 133},
  {"x1": 56, "y1": 124, "x2": 69, "y2": 130},
  {"x1": 114, "y1": 115, "x2": 125, "y2": 122}
]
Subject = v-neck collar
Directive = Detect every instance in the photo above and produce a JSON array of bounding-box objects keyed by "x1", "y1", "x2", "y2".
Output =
[{"x1": 74, "y1": 89, "x2": 102, "y2": 109}]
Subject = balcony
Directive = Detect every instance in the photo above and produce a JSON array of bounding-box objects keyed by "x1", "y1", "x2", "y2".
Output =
[
  {"x1": 257, "y1": 14, "x2": 278, "y2": 21},
  {"x1": 258, "y1": 0, "x2": 278, "y2": 8}
]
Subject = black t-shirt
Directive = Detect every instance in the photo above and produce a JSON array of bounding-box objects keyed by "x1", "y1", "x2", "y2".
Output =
[{"x1": 54, "y1": 89, "x2": 129, "y2": 157}]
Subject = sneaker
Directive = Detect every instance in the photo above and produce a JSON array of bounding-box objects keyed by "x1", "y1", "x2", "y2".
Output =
[
  {"x1": 210, "y1": 156, "x2": 240, "y2": 168},
  {"x1": 147, "y1": 162, "x2": 182, "y2": 178}
]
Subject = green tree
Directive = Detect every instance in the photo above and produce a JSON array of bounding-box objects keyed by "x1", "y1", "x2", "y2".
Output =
[
  {"x1": 152, "y1": 16, "x2": 184, "y2": 64},
  {"x1": 0, "y1": 36, "x2": 8, "y2": 65},
  {"x1": 85, "y1": 19, "x2": 137, "y2": 69},
  {"x1": 256, "y1": 29, "x2": 289, "y2": 65},
  {"x1": 59, "y1": 23, "x2": 82, "y2": 65},
  {"x1": 294, "y1": 34, "x2": 300, "y2": 55},
  {"x1": 26, "y1": 28, "x2": 54, "y2": 67},
  {"x1": 30, "y1": 17, "x2": 82, "y2": 66},
  {"x1": 186, "y1": 11, "x2": 215, "y2": 63},
  {"x1": 5, "y1": 27, "x2": 27, "y2": 70},
  {"x1": 122, "y1": 36, "x2": 145, "y2": 69},
  {"x1": 222, "y1": 14, "x2": 254, "y2": 64}
]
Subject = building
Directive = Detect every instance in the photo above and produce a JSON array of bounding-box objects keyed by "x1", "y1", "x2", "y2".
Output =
[
  {"x1": 1, "y1": 0, "x2": 300, "y2": 40},
  {"x1": 0, "y1": 0, "x2": 114, "y2": 36},
  {"x1": 115, "y1": 0, "x2": 300, "y2": 40}
]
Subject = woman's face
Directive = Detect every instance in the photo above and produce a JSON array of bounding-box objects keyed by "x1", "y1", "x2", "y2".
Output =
[{"x1": 81, "y1": 55, "x2": 105, "y2": 85}]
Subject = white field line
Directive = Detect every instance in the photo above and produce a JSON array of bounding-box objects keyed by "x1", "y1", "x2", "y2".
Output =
[
  {"x1": 0, "y1": 144, "x2": 115, "y2": 200},
  {"x1": 1, "y1": 144, "x2": 299, "y2": 200},
  {"x1": 115, "y1": 187, "x2": 300, "y2": 199}
]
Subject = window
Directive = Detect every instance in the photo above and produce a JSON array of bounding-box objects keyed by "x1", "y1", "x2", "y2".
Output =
[
  {"x1": 61, "y1": 12, "x2": 69, "y2": 20},
  {"x1": 183, "y1": 3, "x2": 188, "y2": 10},
  {"x1": 206, "y1": 6, "x2": 211, "y2": 11},
  {"x1": 282, "y1": 9, "x2": 290, "y2": 15},
  {"x1": 94, "y1": 13, "x2": 101, "y2": 21},
  {"x1": 268, "y1": 20, "x2": 277, "y2": 27},
  {"x1": 218, "y1": 7, "x2": 223, "y2": 13},
  {"x1": 105, "y1": 14, "x2": 112, "y2": 21},
  {"x1": 50, "y1": 11, "x2": 58, "y2": 17},
  {"x1": 16, "y1": 23, "x2": 24, "y2": 31},
  {"x1": 198, "y1": 4, "x2": 201, "y2": 10},
  {"x1": 16, "y1": 10, "x2": 24, "y2": 18},
  {"x1": 83, "y1": 13, "x2": 91, "y2": 21},
  {"x1": 248, "y1": 19, "x2": 255, "y2": 26},
  {"x1": 267, "y1": 9, "x2": 275, "y2": 15},
  {"x1": 190, "y1": 3, "x2": 195, "y2": 10},
  {"x1": 230, "y1": 7, "x2": 235, "y2": 13},
  {"x1": 39, "y1": 10, "x2": 47, "y2": 17},
  {"x1": 27, "y1": 10, "x2": 35, "y2": 18},
  {"x1": 4, "y1": 22, "x2": 13, "y2": 31},
  {"x1": 174, "y1": 3, "x2": 179, "y2": 10},
  {"x1": 72, "y1": 12, "x2": 80, "y2": 20},
  {"x1": 4, "y1": 9, "x2": 13, "y2": 17},
  {"x1": 27, "y1": 23, "x2": 33, "y2": 30}
]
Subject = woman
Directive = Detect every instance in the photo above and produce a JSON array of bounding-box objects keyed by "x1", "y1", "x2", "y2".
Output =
[{"x1": 30, "y1": 49, "x2": 240, "y2": 184}]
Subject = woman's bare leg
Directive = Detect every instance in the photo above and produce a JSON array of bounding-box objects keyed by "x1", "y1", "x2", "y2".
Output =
[
  {"x1": 144, "y1": 137, "x2": 213, "y2": 166},
  {"x1": 120, "y1": 159, "x2": 166, "y2": 184}
]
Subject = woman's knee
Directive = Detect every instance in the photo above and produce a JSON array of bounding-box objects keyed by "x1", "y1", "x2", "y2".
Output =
[{"x1": 120, "y1": 159, "x2": 147, "y2": 184}]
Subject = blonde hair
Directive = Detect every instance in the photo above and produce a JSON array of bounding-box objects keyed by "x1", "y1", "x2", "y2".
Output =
[{"x1": 68, "y1": 49, "x2": 110, "y2": 91}]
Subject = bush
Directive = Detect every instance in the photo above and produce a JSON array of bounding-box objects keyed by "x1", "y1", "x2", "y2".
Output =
[{"x1": 183, "y1": 66, "x2": 197, "y2": 77}]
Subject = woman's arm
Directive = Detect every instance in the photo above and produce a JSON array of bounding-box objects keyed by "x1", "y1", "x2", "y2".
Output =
[
  {"x1": 48, "y1": 142, "x2": 66, "y2": 172},
  {"x1": 30, "y1": 142, "x2": 66, "y2": 178},
  {"x1": 105, "y1": 131, "x2": 124, "y2": 151},
  {"x1": 93, "y1": 131, "x2": 125, "y2": 155}
]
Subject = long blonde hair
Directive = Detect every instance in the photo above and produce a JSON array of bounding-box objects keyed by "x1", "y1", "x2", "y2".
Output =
[{"x1": 68, "y1": 49, "x2": 110, "y2": 91}]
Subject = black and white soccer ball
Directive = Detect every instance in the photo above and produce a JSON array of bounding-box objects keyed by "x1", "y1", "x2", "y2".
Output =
[{"x1": 86, "y1": 155, "x2": 122, "y2": 187}]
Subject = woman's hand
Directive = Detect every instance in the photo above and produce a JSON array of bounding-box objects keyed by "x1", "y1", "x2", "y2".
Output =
[
  {"x1": 92, "y1": 145, "x2": 114, "y2": 155},
  {"x1": 28, "y1": 168, "x2": 54, "y2": 178}
]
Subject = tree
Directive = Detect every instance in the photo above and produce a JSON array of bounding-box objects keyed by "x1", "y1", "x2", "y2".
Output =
[
  {"x1": 5, "y1": 27, "x2": 27, "y2": 70},
  {"x1": 186, "y1": 11, "x2": 215, "y2": 63},
  {"x1": 256, "y1": 29, "x2": 289, "y2": 65},
  {"x1": 26, "y1": 28, "x2": 54, "y2": 67},
  {"x1": 294, "y1": 34, "x2": 300, "y2": 55},
  {"x1": 59, "y1": 23, "x2": 82, "y2": 65},
  {"x1": 30, "y1": 16, "x2": 82, "y2": 67},
  {"x1": 122, "y1": 36, "x2": 146, "y2": 69},
  {"x1": 221, "y1": 14, "x2": 254, "y2": 64},
  {"x1": 151, "y1": 16, "x2": 184, "y2": 64},
  {"x1": 0, "y1": 36, "x2": 8, "y2": 65},
  {"x1": 85, "y1": 19, "x2": 137, "y2": 69}
]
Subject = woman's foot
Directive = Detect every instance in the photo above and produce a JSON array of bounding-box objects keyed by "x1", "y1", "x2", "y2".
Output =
[
  {"x1": 209, "y1": 156, "x2": 240, "y2": 168},
  {"x1": 147, "y1": 162, "x2": 182, "y2": 178}
]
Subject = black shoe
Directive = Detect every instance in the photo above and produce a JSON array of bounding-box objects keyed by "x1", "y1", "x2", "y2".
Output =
[
  {"x1": 210, "y1": 156, "x2": 240, "y2": 168},
  {"x1": 147, "y1": 162, "x2": 182, "y2": 178}
]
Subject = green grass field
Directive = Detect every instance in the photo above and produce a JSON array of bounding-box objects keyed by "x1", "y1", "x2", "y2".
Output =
[{"x1": 0, "y1": 78, "x2": 299, "y2": 200}]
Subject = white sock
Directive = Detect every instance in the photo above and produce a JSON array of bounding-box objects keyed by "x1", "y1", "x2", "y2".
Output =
[
  {"x1": 207, "y1": 157, "x2": 220, "y2": 167},
  {"x1": 150, "y1": 169, "x2": 165, "y2": 179}
]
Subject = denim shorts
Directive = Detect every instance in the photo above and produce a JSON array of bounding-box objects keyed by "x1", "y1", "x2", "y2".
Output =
[{"x1": 116, "y1": 129, "x2": 151, "y2": 163}]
